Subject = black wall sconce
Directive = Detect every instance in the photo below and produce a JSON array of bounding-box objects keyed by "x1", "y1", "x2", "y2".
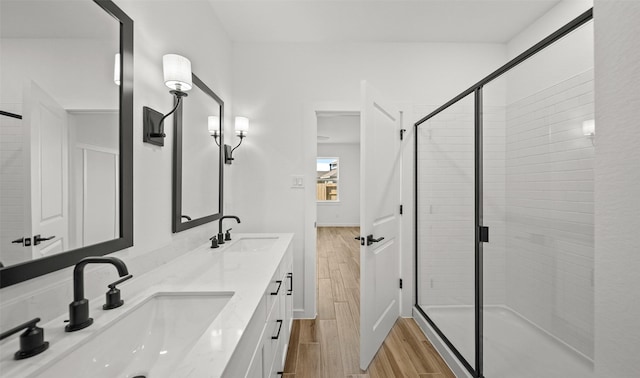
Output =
[
  {"x1": 209, "y1": 115, "x2": 220, "y2": 146},
  {"x1": 225, "y1": 116, "x2": 249, "y2": 164},
  {"x1": 143, "y1": 54, "x2": 192, "y2": 147}
]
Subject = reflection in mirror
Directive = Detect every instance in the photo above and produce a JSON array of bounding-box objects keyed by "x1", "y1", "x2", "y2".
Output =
[
  {"x1": 0, "y1": 0, "x2": 133, "y2": 287},
  {"x1": 172, "y1": 74, "x2": 223, "y2": 232}
]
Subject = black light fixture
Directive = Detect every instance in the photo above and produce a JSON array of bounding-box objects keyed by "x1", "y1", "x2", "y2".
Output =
[
  {"x1": 208, "y1": 115, "x2": 220, "y2": 146},
  {"x1": 143, "y1": 54, "x2": 193, "y2": 147},
  {"x1": 225, "y1": 116, "x2": 249, "y2": 164}
]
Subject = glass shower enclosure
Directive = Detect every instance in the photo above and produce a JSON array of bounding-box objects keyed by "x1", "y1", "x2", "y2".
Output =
[{"x1": 414, "y1": 9, "x2": 594, "y2": 378}]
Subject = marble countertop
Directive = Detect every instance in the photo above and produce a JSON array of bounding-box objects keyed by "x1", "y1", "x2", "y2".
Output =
[{"x1": 0, "y1": 233, "x2": 293, "y2": 378}]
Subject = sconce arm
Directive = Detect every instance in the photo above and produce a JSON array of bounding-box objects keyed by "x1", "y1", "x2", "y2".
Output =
[
  {"x1": 150, "y1": 91, "x2": 187, "y2": 137},
  {"x1": 230, "y1": 133, "x2": 246, "y2": 157}
]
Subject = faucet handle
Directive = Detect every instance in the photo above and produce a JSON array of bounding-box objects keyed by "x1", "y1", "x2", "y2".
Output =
[
  {"x1": 0, "y1": 318, "x2": 49, "y2": 360},
  {"x1": 210, "y1": 235, "x2": 219, "y2": 248},
  {"x1": 108, "y1": 274, "x2": 133, "y2": 289},
  {"x1": 225, "y1": 228, "x2": 233, "y2": 241},
  {"x1": 103, "y1": 274, "x2": 132, "y2": 310}
]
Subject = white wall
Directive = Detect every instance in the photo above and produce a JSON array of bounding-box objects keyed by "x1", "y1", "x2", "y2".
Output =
[
  {"x1": 229, "y1": 41, "x2": 507, "y2": 316},
  {"x1": 0, "y1": 0, "x2": 233, "y2": 330},
  {"x1": 593, "y1": 1, "x2": 640, "y2": 376},
  {"x1": 317, "y1": 143, "x2": 360, "y2": 227}
]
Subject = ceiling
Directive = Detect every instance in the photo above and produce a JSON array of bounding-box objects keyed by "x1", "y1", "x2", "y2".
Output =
[
  {"x1": 317, "y1": 112, "x2": 360, "y2": 144},
  {"x1": 208, "y1": 0, "x2": 562, "y2": 43}
]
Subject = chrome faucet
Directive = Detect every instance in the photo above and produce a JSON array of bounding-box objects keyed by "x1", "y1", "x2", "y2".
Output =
[
  {"x1": 65, "y1": 256, "x2": 130, "y2": 332},
  {"x1": 217, "y1": 215, "x2": 240, "y2": 244}
]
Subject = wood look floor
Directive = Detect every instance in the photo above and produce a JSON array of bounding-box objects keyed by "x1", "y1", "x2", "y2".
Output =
[{"x1": 283, "y1": 227, "x2": 455, "y2": 378}]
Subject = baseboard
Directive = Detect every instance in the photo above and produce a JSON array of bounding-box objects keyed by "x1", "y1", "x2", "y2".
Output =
[
  {"x1": 316, "y1": 223, "x2": 359, "y2": 227},
  {"x1": 294, "y1": 308, "x2": 316, "y2": 319},
  {"x1": 413, "y1": 306, "x2": 471, "y2": 378}
]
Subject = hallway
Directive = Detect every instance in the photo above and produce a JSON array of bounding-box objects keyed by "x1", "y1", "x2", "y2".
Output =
[{"x1": 283, "y1": 227, "x2": 455, "y2": 377}]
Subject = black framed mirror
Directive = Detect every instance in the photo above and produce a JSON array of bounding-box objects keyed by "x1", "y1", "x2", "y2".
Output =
[
  {"x1": 0, "y1": 0, "x2": 133, "y2": 287},
  {"x1": 172, "y1": 74, "x2": 224, "y2": 233}
]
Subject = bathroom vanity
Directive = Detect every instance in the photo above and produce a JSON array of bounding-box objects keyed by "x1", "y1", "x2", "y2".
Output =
[{"x1": 0, "y1": 233, "x2": 294, "y2": 378}]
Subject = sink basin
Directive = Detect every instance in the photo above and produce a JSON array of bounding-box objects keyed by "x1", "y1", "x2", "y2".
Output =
[
  {"x1": 223, "y1": 237, "x2": 278, "y2": 252},
  {"x1": 33, "y1": 291, "x2": 233, "y2": 378}
]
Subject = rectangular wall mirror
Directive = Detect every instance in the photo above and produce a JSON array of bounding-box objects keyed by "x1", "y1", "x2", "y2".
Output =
[
  {"x1": 172, "y1": 74, "x2": 224, "y2": 232},
  {"x1": 0, "y1": 0, "x2": 133, "y2": 287}
]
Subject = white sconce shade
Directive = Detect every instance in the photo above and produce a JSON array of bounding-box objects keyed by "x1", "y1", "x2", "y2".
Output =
[
  {"x1": 163, "y1": 54, "x2": 192, "y2": 92},
  {"x1": 583, "y1": 119, "x2": 595, "y2": 136},
  {"x1": 208, "y1": 116, "x2": 220, "y2": 136},
  {"x1": 114, "y1": 53, "x2": 121, "y2": 86},
  {"x1": 235, "y1": 116, "x2": 249, "y2": 136}
]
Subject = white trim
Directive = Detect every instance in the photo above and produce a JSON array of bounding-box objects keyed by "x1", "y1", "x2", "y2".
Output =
[
  {"x1": 293, "y1": 309, "x2": 315, "y2": 320},
  {"x1": 412, "y1": 307, "x2": 472, "y2": 378},
  {"x1": 398, "y1": 103, "x2": 414, "y2": 317}
]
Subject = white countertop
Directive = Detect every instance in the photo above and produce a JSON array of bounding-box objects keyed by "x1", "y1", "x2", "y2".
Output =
[{"x1": 0, "y1": 233, "x2": 293, "y2": 378}]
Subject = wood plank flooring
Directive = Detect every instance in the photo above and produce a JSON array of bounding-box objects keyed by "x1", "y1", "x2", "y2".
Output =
[{"x1": 283, "y1": 227, "x2": 454, "y2": 378}]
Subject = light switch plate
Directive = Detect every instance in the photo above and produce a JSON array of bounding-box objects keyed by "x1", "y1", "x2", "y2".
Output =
[{"x1": 291, "y1": 175, "x2": 304, "y2": 188}]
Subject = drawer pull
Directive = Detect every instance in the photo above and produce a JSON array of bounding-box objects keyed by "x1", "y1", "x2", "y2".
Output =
[
  {"x1": 271, "y1": 280, "x2": 283, "y2": 296},
  {"x1": 287, "y1": 272, "x2": 293, "y2": 295},
  {"x1": 272, "y1": 319, "x2": 283, "y2": 340}
]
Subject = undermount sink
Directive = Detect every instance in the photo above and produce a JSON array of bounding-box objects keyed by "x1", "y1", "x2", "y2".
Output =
[
  {"x1": 33, "y1": 291, "x2": 233, "y2": 378},
  {"x1": 223, "y1": 237, "x2": 278, "y2": 252}
]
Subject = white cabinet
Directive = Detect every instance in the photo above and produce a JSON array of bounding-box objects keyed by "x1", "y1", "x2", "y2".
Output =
[{"x1": 232, "y1": 244, "x2": 293, "y2": 378}]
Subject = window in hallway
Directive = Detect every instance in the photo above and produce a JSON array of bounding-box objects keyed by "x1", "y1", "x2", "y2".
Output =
[{"x1": 317, "y1": 158, "x2": 339, "y2": 201}]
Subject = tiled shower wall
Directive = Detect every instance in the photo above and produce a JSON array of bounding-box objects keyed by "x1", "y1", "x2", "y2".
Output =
[{"x1": 505, "y1": 69, "x2": 595, "y2": 358}]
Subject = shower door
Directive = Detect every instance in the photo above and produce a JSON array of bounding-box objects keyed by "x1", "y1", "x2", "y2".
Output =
[{"x1": 415, "y1": 92, "x2": 478, "y2": 374}]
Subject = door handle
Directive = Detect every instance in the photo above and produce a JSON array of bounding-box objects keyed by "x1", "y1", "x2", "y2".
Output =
[
  {"x1": 355, "y1": 236, "x2": 365, "y2": 246},
  {"x1": 366, "y1": 234, "x2": 384, "y2": 246},
  {"x1": 33, "y1": 235, "x2": 55, "y2": 246},
  {"x1": 11, "y1": 237, "x2": 31, "y2": 247}
]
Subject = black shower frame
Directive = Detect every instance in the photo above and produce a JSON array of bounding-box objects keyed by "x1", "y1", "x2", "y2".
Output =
[{"x1": 413, "y1": 8, "x2": 593, "y2": 378}]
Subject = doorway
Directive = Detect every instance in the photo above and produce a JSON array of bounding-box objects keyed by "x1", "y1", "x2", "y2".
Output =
[
  {"x1": 283, "y1": 96, "x2": 454, "y2": 375},
  {"x1": 316, "y1": 112, "x2": 362, "y2": 368}
]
